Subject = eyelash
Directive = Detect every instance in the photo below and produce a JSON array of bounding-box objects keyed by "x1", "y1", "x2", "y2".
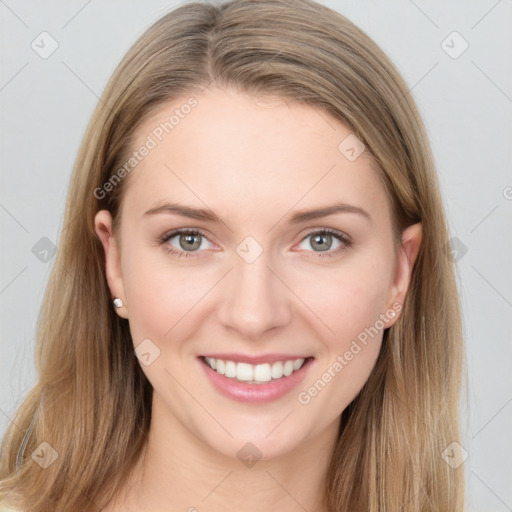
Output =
[{"x1": 158, "y1": 227, "x2": 352, "y2": 260}]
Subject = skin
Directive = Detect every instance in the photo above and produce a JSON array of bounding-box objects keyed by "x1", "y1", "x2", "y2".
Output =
[{"x1": 95, "y1": 87, "x2": 422, "y2": 512}]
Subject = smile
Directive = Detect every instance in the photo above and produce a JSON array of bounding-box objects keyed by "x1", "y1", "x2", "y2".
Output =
[
  {"x1": 203, "y1": 356, "x2": 306, "y2": 384},
  {"x1": 198, "y1": 355, "x2": 314, "y2": 403}
]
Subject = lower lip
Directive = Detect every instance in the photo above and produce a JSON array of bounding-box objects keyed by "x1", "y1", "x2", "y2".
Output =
[{"x1": 198, "y1": 357, "x2": 314, "y2": 403}]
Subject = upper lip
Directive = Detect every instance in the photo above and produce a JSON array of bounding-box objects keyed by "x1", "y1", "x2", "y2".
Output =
[{"x1": 200, "y1": 353, "x2": 312, "y2": 365}]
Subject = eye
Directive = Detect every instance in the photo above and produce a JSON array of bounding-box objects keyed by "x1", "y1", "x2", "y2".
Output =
[
  {"x1": 159, "y1": 229, "x2": 214, "y2": 258},
  {"x1": 296, "y1": 228, "x2": 352, "y2": 258},
  {"x1": 158, "y1": 227, "x2": 352, "y2": 260}
]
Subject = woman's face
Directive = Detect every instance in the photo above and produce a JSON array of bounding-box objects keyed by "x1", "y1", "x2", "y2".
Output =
[{"x1": 96, "y1": 87, "x2": 420, "y2": 461}]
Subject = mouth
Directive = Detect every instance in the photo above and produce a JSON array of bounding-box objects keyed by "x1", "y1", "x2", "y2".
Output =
[{"x1": 198, "y1": 354, "x2": 314, "y2": 403}]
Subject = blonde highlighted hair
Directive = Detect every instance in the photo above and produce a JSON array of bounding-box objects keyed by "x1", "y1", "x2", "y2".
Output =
[{"x1": 0, "y1": 0, "x2": 464, "y2": 510}]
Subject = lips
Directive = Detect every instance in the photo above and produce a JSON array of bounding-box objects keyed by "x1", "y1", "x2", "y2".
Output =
[{"x1": 198, "y1": 354, "x2": 314, "y2": 403}]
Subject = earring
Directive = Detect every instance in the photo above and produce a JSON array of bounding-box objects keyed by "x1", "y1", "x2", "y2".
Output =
[{"x1": 113, "y1": 298, "x2": 124, "y2": 308}]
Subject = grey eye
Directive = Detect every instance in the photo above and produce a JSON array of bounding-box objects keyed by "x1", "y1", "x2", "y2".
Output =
[
  {"x1": 178, "y1": 233, "x2": 203, "y2": 251},
  {"x1": 309, "y1": 233, "x2": 334, "y2": 252},
  {"x1": 295, "y1": 230, "x2": 346, "y2": 255}
]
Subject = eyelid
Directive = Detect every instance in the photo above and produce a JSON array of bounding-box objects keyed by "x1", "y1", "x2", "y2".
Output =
[
  {"x1": 299, "y1": 226, "x2": 352, "y2": 244},
  {"x1": 160, "y1": 227, "x2": 213, "y2": 242}
]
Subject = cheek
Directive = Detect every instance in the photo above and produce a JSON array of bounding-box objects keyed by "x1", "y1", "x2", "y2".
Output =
[
  {"x1": 292, "y1": 253, "x2": 393, "y2": 402},
  {"x1": 300, "y1": 254, "x2": 393, "y2": 346},
  {"x1": 120, "y1": 241, "x2": 219, "y2": 344}
]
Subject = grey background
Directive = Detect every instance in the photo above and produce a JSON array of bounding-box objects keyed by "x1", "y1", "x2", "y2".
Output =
[{"x1": 1, "y1": 1, "x2": 511, "y2": 510}]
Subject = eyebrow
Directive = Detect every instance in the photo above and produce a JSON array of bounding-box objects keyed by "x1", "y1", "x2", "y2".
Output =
[{"x1": 143, "y1": 201, "x2": 372, "y2": 224}]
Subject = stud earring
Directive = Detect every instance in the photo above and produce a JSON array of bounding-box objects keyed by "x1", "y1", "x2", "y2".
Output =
[{"x1": 113, "y1": 298, "x2": 124, "y2": 309}]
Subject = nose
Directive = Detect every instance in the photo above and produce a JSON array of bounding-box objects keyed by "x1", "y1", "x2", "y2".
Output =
[{"x1": 217, "y1": 252, "x2": 292, "y2": 341}]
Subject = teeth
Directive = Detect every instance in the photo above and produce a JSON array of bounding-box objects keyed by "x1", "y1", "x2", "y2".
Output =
[
  {"x1": 283, "y1": 360, "x2": 294, "y2": 376},
  {"x1": 225, "y1": 360, "x2": 236, "y2": 378},
  {"x1": 205, "y1": 356, "x2": 217, "y2": 370},
  {"x1": 271, "y1": 361, "x2": 283, "y2": 379},
  {"x1": 236, "y1": 362, "x2": 254, "y2": 381},
  {"x1": 204, "y1": 357, "x2": 306, "y2": 383},
  {"x1": 293, "y1": 359, "x2": 303, "y2": 371},
  {"x1": 254, "y1": 363, "x2": 271, "y2": 383}
]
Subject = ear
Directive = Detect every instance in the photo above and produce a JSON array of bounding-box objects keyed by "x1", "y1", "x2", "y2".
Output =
[
  {"x1": 94, "y1": 210, "x2": 128, "y2": 319},
  {"x1": 385, "y1": 222, "x2": 422, "y2": 327}
]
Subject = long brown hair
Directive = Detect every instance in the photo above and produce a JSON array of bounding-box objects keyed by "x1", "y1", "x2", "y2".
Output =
[{"x1": 0, "y1": 1, "x2": 464, "y2": 510}]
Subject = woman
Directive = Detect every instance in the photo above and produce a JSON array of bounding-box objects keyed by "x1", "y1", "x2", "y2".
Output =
[{"x1": 0, "y1": 0, "x2": 464, "y2": 510}]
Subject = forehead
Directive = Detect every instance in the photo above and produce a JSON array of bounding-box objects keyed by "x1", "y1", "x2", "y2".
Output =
[{"x1": 121, "y1": 88, "x2": 390, "y2": 226}]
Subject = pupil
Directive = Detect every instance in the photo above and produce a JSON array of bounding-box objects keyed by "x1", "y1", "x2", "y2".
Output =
[
  {"x1": 180, "y1": 233, "x2": 200, "y2": 251},
  {"x1": 312, "y1": 233, "x2": 331, "y2": 251}
]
